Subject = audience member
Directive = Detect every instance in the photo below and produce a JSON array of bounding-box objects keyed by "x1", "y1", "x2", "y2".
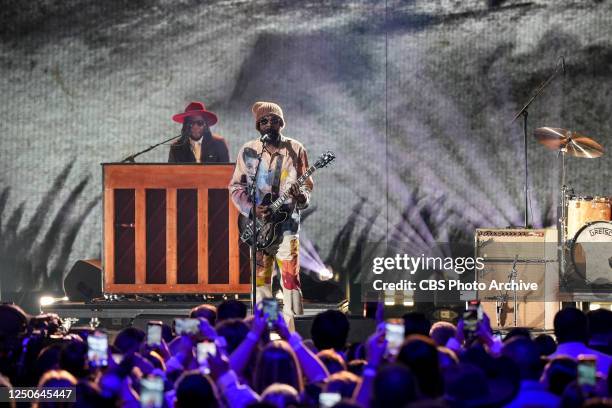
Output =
[
  {"x1": 191, "y1": 304, "x2": 218, "y2": 326},
  {"x1": 541, "y1": 356, "x2": 578, "y2": 396},
  {"x1": 587, "y1": 308, "x2": 612, "y2": 355},
  {"x1": 502, "y1": 337, "x2": 560, "y2": 408},
  {"x1": 215, "y1": 318, "x2": 249, "y2": 354},
  {"x1": 549, "y1": 307, "x2": 612, "y2": 375},
  {"x1": 535, "y1": 333, "x2": 557, "y2": 356},
  {"x1": 402, "y1": 312, "x2": 432, "y2": 337},
  {"x1": 174, "y1": 370, "x2": 219, "y2": 408},
  {"x1": 396, "y1": 334, "x2": 444, "y2": 398},
  {"x1": 324, "y1": 370, "x2": 361, "y2": 398},
  {"x1": 59, "y1": 339, "x2": 88, "y2": 379},
  {"x1": 113, "y1": 327, "x2": 145, "y2": 355},
  {"x1": 217, "y1": 300, "x2": 248, "y2": 322},
  {"x1": 253, "y1": 340, "x2": 304, "y2": 394},
  {"x1": 430, "y1": 321, "x2": 456, "y2": 346},
  {"x1": 311, "y1": 310, "x2": 350, "y2": 352},
  {"x1": 260, "y1": 383, "x2": 300, "y2": 407},
  {"x1": 372, "y1": 364, "x2": 418, "y2": 408}
]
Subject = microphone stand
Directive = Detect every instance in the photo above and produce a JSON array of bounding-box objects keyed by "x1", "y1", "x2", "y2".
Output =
[
  {"x1": 248, "y1": 140, "x2": 267, "y2": 313},
  {"x1": 511, "y1": 56, "x2": 565, "y2": 228},
  {"x1": 121, "y1": 134, "x2": 181, "y2": 163}
]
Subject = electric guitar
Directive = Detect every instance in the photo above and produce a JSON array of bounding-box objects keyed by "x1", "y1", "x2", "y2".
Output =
[{"x1": 238, "y1": 151, "x2": 335, "y2": 250}]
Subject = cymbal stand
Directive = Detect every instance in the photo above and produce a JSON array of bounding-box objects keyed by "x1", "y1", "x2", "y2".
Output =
[{"x1": 558, "y1": 148, "x2": 570, "y2": 283}]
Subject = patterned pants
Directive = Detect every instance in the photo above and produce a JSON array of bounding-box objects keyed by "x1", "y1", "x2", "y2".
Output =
[{"x1": 255, "y1": 234, "x2": 304, "y2": 325}]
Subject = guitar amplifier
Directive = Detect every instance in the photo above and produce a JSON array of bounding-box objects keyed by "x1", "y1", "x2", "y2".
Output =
[{"x1": 474, "y1": 228, "x2": 560, "y2": 329}]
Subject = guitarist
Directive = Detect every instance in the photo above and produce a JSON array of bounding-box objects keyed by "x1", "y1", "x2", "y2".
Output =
[{"x1": 229, "y1": 101, "x2": 313, "y2": 323}]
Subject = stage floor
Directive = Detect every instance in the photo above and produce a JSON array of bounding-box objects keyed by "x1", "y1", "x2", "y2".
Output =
[{"x1": 42, "y1": 298, "x2": 347, "y2": 319}]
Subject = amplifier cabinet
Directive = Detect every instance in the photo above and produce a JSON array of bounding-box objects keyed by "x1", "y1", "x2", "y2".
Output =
[{"x1": 474, "y1": 228, "x2": 559, "y2": 329}]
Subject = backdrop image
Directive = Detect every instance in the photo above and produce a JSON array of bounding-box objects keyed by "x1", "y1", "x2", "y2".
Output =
[{"x1": 1, "y1": 0, "x2": 611, "y2": 312}]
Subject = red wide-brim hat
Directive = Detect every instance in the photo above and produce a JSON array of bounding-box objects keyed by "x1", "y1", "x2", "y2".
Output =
[{"x1": 172, "y1": 101, "x2": 218, "y2": 126}]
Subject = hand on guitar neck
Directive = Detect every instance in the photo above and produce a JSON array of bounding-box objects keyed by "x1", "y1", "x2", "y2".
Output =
[{"x1": 288, "y1": 183, "x2": 306, "y2": 205}]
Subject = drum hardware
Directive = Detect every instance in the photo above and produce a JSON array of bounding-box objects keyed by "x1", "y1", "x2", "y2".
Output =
[
  {"x1": 534, "y1": 127, "x2": 605, "y2": 286},
  {"x1": 483, "y1": 255, "x2": 522, "y2": 328}
]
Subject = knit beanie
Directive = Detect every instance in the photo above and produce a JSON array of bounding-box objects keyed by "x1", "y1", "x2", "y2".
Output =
[{"x1": 252, "y1": 101, "x2": 285, "y2": 130}]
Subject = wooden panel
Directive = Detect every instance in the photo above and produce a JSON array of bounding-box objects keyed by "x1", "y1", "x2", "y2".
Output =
[
  {"x1": 198, "y1": 189, "x2": 208, "y2": 284},
  {"x1": 208, "y1": 189, "x2": 229, "y2": 284},
  {"x1": 177, "y1": 190, "x2": 198, "y2": 284},
  {"x1": 239, "y1": 241, "x2": 252, "y2": 284},
  {"x1": 103, "y1": 187, "x2": 115, "y2": 288},
  {"x1": 166, "y1": 189, "x2": 177, "y2": 285},
  {"x1": 113, "y1": 189, "x2": 135, "y2": 284},
  {"x1": 103, "y1": 164, "x2": 235, "y2": 189},
  {"x1": 102, "y1": 164, "x2": 250, "y2": 294},
  {"x1": 146, "y1": 189, "x2": 166, "y2": 284},
  {"x1": 106, "y1": 283, "x2": 251, "y2": 293},
  {"x1": 228, "y1": 199, "x2": 239, "y2": 285},
  {"x1": 135, "y1": 189, "x2": 146, "y2": 285}
]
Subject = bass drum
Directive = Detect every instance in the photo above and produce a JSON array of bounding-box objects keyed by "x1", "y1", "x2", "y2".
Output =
[{"x1": 571, "y1": 221, "x2": 612, "y2": 284}]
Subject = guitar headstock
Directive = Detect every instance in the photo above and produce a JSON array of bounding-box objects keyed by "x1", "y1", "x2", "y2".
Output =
[{"x1": 314, "y1": 151, "x2": 336, "y2": 169}]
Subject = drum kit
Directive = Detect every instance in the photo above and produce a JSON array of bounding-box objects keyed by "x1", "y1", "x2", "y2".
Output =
[{"x1": 534, "y1": 127, "x2": 612, "y2": 286}]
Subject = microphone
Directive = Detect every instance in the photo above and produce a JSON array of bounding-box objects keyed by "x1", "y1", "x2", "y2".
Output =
[{"x1": 260, "y1": 133, "x2": 271, "y2": 144}]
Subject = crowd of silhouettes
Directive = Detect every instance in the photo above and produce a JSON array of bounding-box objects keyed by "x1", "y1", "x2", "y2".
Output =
[{"x1": 0, "y1": 300, "x2": 611, "y2": 407}]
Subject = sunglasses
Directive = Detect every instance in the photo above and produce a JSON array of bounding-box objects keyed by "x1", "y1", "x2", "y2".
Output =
[
  {"x1": 188, "y1": 120, "x2": 206, "y2": 127},
  {"x1": 258, "y1": 117, "x2": 281, "y2": 126}
]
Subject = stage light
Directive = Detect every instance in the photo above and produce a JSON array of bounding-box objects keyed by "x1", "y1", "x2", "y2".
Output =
[
  {"x1": 589, "y1": 303, "x2": 601, "y2": 311},
  {"x1": 39, "y1": 296, "x2": 69, "y2": 307},
  {"x1": 318, "y1": 266, "x2": 333, "y2": 281},
  {"x1": 39, "y1": 296, "x2": 55, "y2": 307},
  {"x1": 403, "y1": 300, "x2": 414, "y2": 306}
]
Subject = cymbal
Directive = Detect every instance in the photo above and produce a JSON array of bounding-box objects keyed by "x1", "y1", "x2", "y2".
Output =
[{"x1": 534, "y1": 127, "x2": 604, "y2": 158}]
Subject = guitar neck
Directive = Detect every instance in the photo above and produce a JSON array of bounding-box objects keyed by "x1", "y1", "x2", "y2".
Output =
[{"x1": 268, "y1": 165, "x2": 316, "y2": 212}]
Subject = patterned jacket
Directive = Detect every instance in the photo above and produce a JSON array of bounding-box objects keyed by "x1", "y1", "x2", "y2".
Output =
[{"x1": 228, "y1": 135, "x2": 313, "y2": 234}]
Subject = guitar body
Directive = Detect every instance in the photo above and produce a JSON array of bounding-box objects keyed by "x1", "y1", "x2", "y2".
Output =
[
  {"x1": 238, "y1": 193, "x2": 292, "y2": 250},
  {"x1": 237, "y1": 150, "x2": 335, "y2": 251}
]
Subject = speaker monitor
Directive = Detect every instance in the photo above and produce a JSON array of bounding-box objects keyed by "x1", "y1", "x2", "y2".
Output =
[{"x1": 63, "y1": 259, "x2": 102, "y2": 302}]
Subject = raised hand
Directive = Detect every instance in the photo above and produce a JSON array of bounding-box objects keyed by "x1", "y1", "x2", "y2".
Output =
[
  {"x1": 198, "y1": 317, "x2": 217, "y2": 341},
  {"x1": 252, "y1": 303, "x2": 267, "y2": 337},
  {"x1": 476, "y1": 312, "x2": 494, "y2": 347},
  {"x1": 275, "y1": 311, "x2": 291, "y2": 340},
  {"x1": 366, "y1": 325, "x2": 387, "y2": 367},
  {"x1": 207, "y1": 351, "x2": 230, "y2": 381}
]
